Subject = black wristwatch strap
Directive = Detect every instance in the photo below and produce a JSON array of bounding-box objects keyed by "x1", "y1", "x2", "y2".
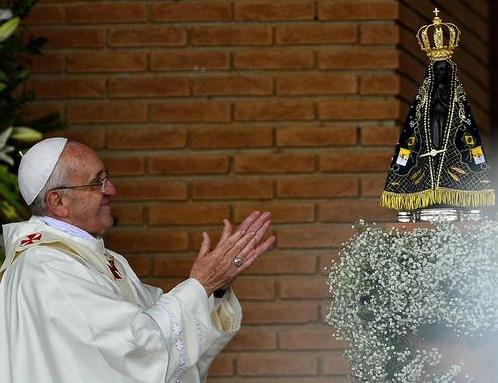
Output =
[{"x1": 213, "y1": 288, "x2": 226, "y2": 298}]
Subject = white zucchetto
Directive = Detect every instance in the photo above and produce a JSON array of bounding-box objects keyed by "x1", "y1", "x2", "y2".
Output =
[{"x1": 18, "y1": 137, "x2": 68, "y2": 205}]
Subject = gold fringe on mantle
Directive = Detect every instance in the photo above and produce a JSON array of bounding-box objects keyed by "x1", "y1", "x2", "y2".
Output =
[{"x1": 380, "y1": 188, "x2": 495, "y2": 210}]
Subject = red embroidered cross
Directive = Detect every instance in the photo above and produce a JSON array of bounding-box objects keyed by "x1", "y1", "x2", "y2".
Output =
[
  {"x1": 20, "y1": 233, "x2": 42, "y2": 247},
  {"x1": 107, "y1": 257, "x2": 123, "y2": 280}
]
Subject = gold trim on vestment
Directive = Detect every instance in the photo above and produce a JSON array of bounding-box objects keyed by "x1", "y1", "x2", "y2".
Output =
[{"x1": 380, "y1": 188, "x2": 495, "y2": 210}]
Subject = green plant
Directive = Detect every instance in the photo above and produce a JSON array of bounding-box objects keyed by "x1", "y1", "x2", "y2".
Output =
[
  {"x1": 0, "y1": 0, "x2": 66, "y2": 259},
  {"x1": 0, "y1": 0, "x2": 66, "y2": 221}
]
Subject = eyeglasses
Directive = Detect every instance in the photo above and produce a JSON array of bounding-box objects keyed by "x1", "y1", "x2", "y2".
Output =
[{"x1": 49, "y1": 172, "x2": 111, "y2": 193}]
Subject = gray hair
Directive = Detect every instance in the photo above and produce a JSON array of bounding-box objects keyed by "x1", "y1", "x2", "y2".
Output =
[{"x1": 29, "y1": 157, "x2": 67, "y2": 216}]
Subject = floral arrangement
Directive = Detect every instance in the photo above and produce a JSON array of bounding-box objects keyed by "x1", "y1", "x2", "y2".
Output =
[{"x1": 327, "y1": 222, "x2": 498, "y2": 382}]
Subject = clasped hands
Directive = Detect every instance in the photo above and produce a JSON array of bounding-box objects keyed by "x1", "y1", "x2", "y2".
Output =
[{"x1": 190, "y1": 211, "x2": 276, "y2": 296}]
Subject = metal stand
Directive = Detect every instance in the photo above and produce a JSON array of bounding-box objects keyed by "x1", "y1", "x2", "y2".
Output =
[{"x1": 397, "y1": 208, "x2": 486, "y2": 223}]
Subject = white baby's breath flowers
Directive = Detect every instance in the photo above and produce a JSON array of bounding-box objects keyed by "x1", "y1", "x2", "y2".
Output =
[{"x1": 327, "y1": 222, "x2": 498, "y2": 382}]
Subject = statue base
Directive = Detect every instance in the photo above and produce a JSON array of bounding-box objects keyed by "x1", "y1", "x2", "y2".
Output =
[{"x1": 397, "y1": 208, "x2": 486, "y2": 223}]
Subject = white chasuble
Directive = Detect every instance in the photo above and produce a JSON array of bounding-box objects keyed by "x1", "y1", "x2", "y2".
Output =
[{"x1": 0, "y1": 217, "x2": 241, "y2": 383}]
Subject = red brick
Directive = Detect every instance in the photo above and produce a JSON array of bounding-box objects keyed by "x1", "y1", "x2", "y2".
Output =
[
  {"x1": 233, "y1": 202, "x2": 314, "y2": 223},
  {"x1": 235, "y1": 153, "x2": 315, "y2": 174},
  {"x1": 150, "y1": 102, "x2": 230, "y2": 122},
  {"x1": 208, "y1": 355, "x2": 234, "y2": 377},
  {"x1": 361, "y1": 75, "x2": 400, "y2": 95},
  {"x1": 360, "y1": 23, "x2": 399, "y2": 44},
  {"x1": 243, "y1": 302, "x2": 318, "y2": 324},
  {"x1": 276, "y1": 74, "x2": 357, "y2": 95},
  {"x1": 233, "y1": 278, "x2": 276, "y2": 300},
  {"x1": 109, "y1": 77, "x2": 189, "y2": 98},
  {"x1": 148, "y1": 203, "x2": 228, "y2": 226},
  {"x1": 193, "y1": 76, "x2": 272, "y2": 96},
  {"x1": 225, "y1": 328, "x2": 277, "y2": 350},
  {"x1": 361, "y1": 125, "x2": 399, "y2": 145},
  {"x1": 151, "y1": 51, "x2": 229, "y2": 71},
  {"x1": 320, "y1": 150, "x2": 392, "y2": 172},
  {"x1": 193, "y1": 179, "x2": 273, "y2": 200},
  {"x1": 151, "y1": 2, "x2": 231, "y2": 22},
  {"x1": 21, "y1": 103, "x2": 65, "y2": 122},
  {"x1": 319, "y1": 100, "x2": 400, "y2": 120},
  {"x1": 28, "y1": 77, "x2": 106, "y2": 99},
  {"x1": 125, "y1": 255, "x2": 150, "y2": 278},
  {"x1": 154, "y1": 255, "x2": 194, "y2": 278},
  {"x1": 209, "y1": 377, "x2": 348, "y2": 383},
  {"x1": 103, "y1": 156, "x2": 144, "y2": 176},
  {"x1": 234, "y1": 100, "x2": 314, "y2": 121},
  {"x1": 111, "y1": 204, "x2": 144, "y2": 226},
  {"x1": 67, "y1": 102, "x2": 147, "y2": 123},
  {"x1": 66, "y1": 3, "x2": 146, "y2": 23},
  {"x1": 24, "y1": 52, "x2": 65, "y2": 73},
  {"x1": 25, "y1": 4, "x2": 65, "y2": 24},
  {"x1": 399, "y1": 51, "x2": 426, "y2": 85},
  {"x1": 107, "y1": 128, "x2": 187, "y2": 149},
  {"x1": 238, "y1": 353, "x2": 318, "y2": 376},
  {"x1": 323, "y1": 352, "x2": 352, "y2": 375},
  {"x1": 149, "y1": 154, "x2": 228, "y2": 175},
  {"x1": 319, "y1": 199, "x2": 396, "y2": 223},
  {"x1": 398, "y1": 4, "x2": 423, "y2": 33},
  {"x1": 276, "y1": 225, "x2": 354, "y2": 248},
  {"x1": 68, "y1": 52, "x2": 147, "y2": 73},
  {"x1": 277, "y1": 176, "x2": 358, "y2": 198},
  {"x1": 276, "y1": 24, "x2": 357, "y2": 45},
  {"x1": 277, "y1": 126, "x2": 357, "y2": 147},
  {"x1": 46, "y1": 128, "x2": 105, "y2": 149},
  {"x1": 113, "y1": 179, "x2": 187, "y2": 201},
  {"x1": 245, "y1": 252, "x2": 317, "y2": 275},
  {"x1": 280, "y1": 277, "x2": 329, "y2": 299},
  {"x1": 319, "y1": 1, "x2": 399, "y2": 20},
  {"x1": 191, "y1": 26, "x2": 271, "y2": 46},
  {"x1": 28, "y1": 28, "x2": 104, "y2": 48},
  {"x1": 361, "y1": 175, "x2": 386, "y2": 197},
  {"x1": 191, "y1": 127, "x2": 273, "y2": 149},
  {"x1": 235, "y1": 1, "x2": 314, "y2": 21},
  {"x1": 464, "y1": 0, "x2": 488, "y2": 19},
  {"x1": 279, "y1": 327, "x2": 347, "y2": 350},
  {"x1": 107, "y1": 230, "x2": 188, "y2": 252},
  {"x1": 108, "y1": 27, "x2": 187, "y2": 47},
  {"x1": 234, "y1": 49, "x2": 314, "y2": 70},
  {"x1": 318, "y1": 48, "x2": 399, "y2": 69}
]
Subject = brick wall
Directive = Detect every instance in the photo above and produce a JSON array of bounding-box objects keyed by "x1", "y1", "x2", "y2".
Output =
[{"x1": 24, "y1": 1, "x2": 490, "y2": 381}]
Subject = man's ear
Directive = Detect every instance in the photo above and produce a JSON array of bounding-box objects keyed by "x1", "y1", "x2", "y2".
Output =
[{"x1": 45, "y1": 190, "x2": 69, "y2": 218}]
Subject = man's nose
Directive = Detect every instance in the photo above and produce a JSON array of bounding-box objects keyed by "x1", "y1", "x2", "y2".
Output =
[{"x1": 104, "y1": 179, "x2": 117, "y2": 196}]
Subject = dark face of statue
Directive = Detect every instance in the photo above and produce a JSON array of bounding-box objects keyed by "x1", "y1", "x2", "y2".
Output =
[{"x1": 433, "y1": 60, "x2": 450, "y2": 83}]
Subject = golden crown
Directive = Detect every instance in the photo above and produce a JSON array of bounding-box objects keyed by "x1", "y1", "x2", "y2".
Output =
[{"x1": 416, "y1": 8, "x2": 461, "y2": 61}]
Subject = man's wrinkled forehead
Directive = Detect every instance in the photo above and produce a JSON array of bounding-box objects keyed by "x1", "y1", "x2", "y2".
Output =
[{"x1": 60, "y1": 141, "x2": 105, "y2": 180}]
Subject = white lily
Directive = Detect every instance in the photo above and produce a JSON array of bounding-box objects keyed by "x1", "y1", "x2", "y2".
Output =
[
  {"x1": 0, "y1": 127, "x2": 14, "y2": 166},
  {"x1": 0, "y1": 9, "x2": 13, "y2": 22}
]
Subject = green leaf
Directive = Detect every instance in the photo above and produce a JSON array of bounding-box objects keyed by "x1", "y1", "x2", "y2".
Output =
[
  {"x1": 11, "y1": 127, "x2": 42, "y2": 143},
  {"x1": 0, "y1": 69, "x2": 9, "y2": 82},
  {"x1": 0, "y1": 17, "x2": 20, "y2": 43}
]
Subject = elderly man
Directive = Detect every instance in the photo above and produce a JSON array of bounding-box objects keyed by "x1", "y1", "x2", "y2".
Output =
[{"x1": 0, "y1": 138, "x2": 275, "y2": 383}]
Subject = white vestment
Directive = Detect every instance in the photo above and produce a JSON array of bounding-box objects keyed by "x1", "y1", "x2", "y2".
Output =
[{"x1": 0, "y1": 217, "x2": 241, "y2": 383}]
